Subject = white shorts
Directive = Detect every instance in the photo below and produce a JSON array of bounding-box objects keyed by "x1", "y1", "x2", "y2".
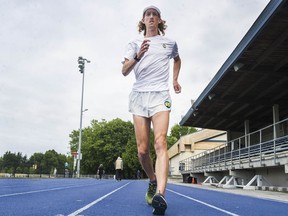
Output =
[{"x1": 129, "y1": 91, "x2": 172, "y2": 118}]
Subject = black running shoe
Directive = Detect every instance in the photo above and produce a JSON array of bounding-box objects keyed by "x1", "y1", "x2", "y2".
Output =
[{"x1": 152, "y1": 193, "x2": 167, "y2": 215}]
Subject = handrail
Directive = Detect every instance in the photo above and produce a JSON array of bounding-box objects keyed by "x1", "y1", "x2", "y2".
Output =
[{"x1": 179, "y1": 118, "x2": 288, "y2": 173}]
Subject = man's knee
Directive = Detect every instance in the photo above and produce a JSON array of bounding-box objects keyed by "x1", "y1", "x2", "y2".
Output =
[
  {"x1": 154, "y1": 136, "x2": 167, "y2": 153},
  {"x1": 138, "y1": 149, "x2": 150, "y2": 160}
]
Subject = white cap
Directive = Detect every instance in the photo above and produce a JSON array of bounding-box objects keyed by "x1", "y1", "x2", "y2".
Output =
[{"x1": 143, "y1": 5, "x2": 161, "y2": 17}]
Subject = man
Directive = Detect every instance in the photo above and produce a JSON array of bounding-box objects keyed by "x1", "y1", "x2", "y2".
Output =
[
  {"x1": 115, "y1": 156, "x2": 123, "y2": 181},
  {"x1": 122, "y1": 5, "x2": 181, "y2": 215},
  {"x1": 137, "y1": 169, "x2": 141, "y2": 179},
  {"x1": 97, "y1": 164, "x2": 104, "y2": 180}
]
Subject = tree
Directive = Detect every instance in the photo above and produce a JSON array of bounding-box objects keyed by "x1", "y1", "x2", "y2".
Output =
[
  {"x1": 0, "y1": 151, "x2": 30, "y2": 174},
  {"x1": 69, "y1": 118, "x2": 135, "y2": 175},
  {"x1": 57, "y1": 153, "x2": 71, "y2": 175},
  {"x1": 122, "y1": 135, "x2": 139, "y2": 178},
  {"x1": 29, "y1": 152, "x2": 44, "y2": 174},
  {"x1": 1, "y1": 151, "x2": 21, "y2": 174},
  {"x1": 43, "y1": 150, "x2": 59, "y2": 175},
  {"x1": 122, "y1": 128, "x2": 156, "y2": 179},
  {"x1": 29, "y1": 151, "x2": 71, "y2": 176},
  {"x1": 0, "y1": 157, "x2": 3, "y2": 172},
  {"x1": 167, "y1": 124, "x2": 197, "y2": 148}
]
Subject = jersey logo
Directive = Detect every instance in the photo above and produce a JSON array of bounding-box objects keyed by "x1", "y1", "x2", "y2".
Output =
[
  {"x1": 162, "y1": 43, "x2": 166, "y2": 48},
  {"x1": 164, "y1": 101, "x2": 171, "y2": 108}
]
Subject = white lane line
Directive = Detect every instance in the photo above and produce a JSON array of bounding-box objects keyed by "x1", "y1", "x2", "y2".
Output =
[
  {"x1": 0, "y1": 183, "x2": 98, "y2": 198},
  {"x1": 167, "y1": 189, "x2": 239, "y2": 216},
  {"x1": 67, "y1": 182, "x2": 130, "y2": 216}
]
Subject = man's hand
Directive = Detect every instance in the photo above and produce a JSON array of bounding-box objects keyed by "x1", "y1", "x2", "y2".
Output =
[
  {"x1": 137, "y1": 40, "x2": 150, "y2": 59},
  {"x1": 173, "y1": 80, "x2": 181, "y2": 94}
]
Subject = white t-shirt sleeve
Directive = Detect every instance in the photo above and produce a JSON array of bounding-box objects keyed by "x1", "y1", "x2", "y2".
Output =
[{"x1": 124, "y1": 41, "x2": 138, "y2": 61}]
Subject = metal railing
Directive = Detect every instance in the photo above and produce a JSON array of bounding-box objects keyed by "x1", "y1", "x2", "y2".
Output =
[{"x1": 179, "y1": 118, "x2": 288, "y2": 173}]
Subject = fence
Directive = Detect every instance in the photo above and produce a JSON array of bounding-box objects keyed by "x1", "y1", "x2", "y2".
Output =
[{"x1": 0, "y1": 173, "x2": 115, "y2": 179}]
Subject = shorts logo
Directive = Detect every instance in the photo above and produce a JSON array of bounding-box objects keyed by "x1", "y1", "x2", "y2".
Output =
[{"x1": 164, "y1": 101, "x2": 171, "y2": 108}]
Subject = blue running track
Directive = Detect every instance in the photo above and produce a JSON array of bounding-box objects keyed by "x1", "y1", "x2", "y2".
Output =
[{"x1": 0, "y1": 179, "x2": 287, "y2": 215}]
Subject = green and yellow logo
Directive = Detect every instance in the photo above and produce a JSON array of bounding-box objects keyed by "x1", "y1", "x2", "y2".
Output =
[{"x1": 164, "y1": 101, "x2": 171, "y2": 108}]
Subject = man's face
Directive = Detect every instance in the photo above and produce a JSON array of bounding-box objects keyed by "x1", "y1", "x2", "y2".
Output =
[{"x1": 143, "y1": 9, "x2": 161, "y2": 28}]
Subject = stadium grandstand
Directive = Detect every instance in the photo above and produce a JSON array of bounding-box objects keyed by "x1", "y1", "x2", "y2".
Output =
[{"x1": 179, "y1": 0, "x2": 288, "y2": 191}]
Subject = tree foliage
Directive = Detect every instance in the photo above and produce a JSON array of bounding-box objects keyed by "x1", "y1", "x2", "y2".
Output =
[
  {"x1": 0, "y1": 119, "x2": 195, "y2": 179},
  {"x1": 167, "y1": 124, "x2": 197, "y2": 148},
  {"x1": 0, "y1": 150, "x2": 70, "y2": 176},
  {"x1": 69, "y1": 118, "x2": 138, "y2": 177},
  {"x1": 0, "y1": 151, "x2": 28, "y2": 174}
]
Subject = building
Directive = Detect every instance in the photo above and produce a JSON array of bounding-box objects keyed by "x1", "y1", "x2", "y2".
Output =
[
  {"x1": 179, "y1": 0, "x2": 288, "y2": 190},
  {"x1": 168, "y1": 129, "x2": 226, "y2": 176}
]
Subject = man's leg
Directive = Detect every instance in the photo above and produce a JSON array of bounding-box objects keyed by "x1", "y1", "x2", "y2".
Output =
[
  {"x1": 133, "y1": 115, "x2": 157, "y2": 205},
  {"x1": 116, "y1": 169, "x2": 119, "y2": 180},
  {"x1": 133, "y1": 115, "x2": 156, "y2": 181},
  {"x1": 151, "y1": 111, "x2": 169, "y2": 196},
  {"x1": 151, "y1": 111, "x2": 169, "y2": 215}
]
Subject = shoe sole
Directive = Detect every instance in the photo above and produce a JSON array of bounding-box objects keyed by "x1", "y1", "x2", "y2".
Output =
[{"x1": 152, "y1": 195, "x2": 167, "y2": 215}]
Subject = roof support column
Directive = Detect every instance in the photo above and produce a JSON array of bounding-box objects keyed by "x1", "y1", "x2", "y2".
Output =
[
  {"x1": 273, "y1": 104, "x2": 279, "y2": 164},
  {"x1": 273, "y1": 104, "x2": 279, "y2": 138},
  {"x1": 244, "y1": 120, "x2": 250, "y2": 147}
]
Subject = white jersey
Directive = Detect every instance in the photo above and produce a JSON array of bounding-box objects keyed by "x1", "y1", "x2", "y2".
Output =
[{"x1": 124, "y1": 35, "x2": 179, "y2": 92}]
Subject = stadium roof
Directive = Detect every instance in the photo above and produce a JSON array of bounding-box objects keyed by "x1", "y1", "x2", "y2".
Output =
[{"x1": 180, "y1": 0, "x2": 288, "y2": 132}]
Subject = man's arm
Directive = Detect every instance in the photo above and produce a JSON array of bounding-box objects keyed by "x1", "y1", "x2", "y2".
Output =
[
  {"x1": 122, "y1": 58, "x2": 138, "y2": 76},
  {"x1": 173, "y1": 55, "x2": 182, "y2": 94},
  {"x1": 121, "y1": 40, "x2": 150, "y2": 76}
]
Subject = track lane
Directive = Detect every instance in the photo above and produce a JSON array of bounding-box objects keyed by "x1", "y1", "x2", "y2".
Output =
[{"x1": 0, "y1": 179, "x2": 287, "y2": 216}]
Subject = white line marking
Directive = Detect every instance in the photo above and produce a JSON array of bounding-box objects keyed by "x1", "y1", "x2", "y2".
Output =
[
  {"x1": 167, "y1": 189, "x2": 239, "y2": 216},
  {"x1": 68, "y1": 182, "x2": 131, "y2": 216},
  {"x1": 0, "y1": 183, "x2": 98, "y2": 198}
]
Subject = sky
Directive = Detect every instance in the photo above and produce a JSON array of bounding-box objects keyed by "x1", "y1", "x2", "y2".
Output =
[{"x1": 0, "y1": 0, "x2": 270, "y2": 157}]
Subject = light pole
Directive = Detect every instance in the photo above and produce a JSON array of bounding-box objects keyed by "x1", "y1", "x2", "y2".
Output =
[{"x1": 77, "y1": 56, "x2": 90, "y2": 178}]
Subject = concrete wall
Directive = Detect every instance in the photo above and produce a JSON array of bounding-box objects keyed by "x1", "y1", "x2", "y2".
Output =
[
  {"x1": 255, "y1": 166, "x2": 288, "y2": 187},
  {"x1": 169, "y1": 152, "x2": 194, "y2": 176}
]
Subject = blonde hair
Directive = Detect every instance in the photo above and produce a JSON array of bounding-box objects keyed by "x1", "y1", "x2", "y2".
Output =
[{"x1": 138, "y1": 20, "x2": 167, "y2": 36}]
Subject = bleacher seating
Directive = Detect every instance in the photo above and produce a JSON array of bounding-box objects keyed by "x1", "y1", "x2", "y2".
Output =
[{"x1": 180, "y1": 134, "x2": 288, "y2": 173}]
